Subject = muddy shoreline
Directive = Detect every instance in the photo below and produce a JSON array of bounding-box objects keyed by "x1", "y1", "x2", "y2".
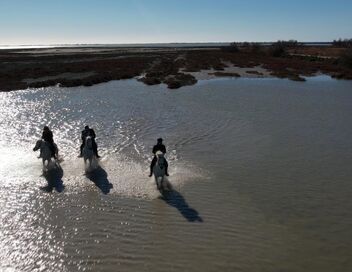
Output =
[{"x1": 1, "y1": 46, "x2": 351, "y2": 91}]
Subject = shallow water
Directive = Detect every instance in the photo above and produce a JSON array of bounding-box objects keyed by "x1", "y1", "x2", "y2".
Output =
[{"x1": 1, "y1": 77, "x2": 352, "y2": 271}]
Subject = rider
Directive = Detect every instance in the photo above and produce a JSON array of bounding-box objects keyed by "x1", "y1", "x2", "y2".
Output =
[
  {"x1": 41, "y1": 126, "x2": 56, "y2": 159},
  {"x1": 149, "y1": 138, "x2": 169, "y2": 177},
  {"x1": 79, "y1": 125, "x2": 100, "y2": 158}
]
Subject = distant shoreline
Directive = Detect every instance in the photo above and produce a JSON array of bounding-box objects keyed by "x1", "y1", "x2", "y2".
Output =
[
  {"x1": 0, "y1": 42, "x2": 334, "y2": 50},
  {"x1": 0, "y1": 45, "x2": 351, "y2": 91}
]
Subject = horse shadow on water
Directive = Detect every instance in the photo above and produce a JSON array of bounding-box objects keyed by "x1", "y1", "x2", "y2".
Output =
[
  {"x1": 40, "y1": 163, "x2": 65, "y2": 193},
  {"x1": 158, "y1": 179, "x2": 203, "y2": 222},
  {"x1": 85, "y1": 166, "x2": 113, "y2": 194}
]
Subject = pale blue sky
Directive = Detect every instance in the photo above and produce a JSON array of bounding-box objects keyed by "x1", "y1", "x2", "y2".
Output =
[{"x1": 0, "y1": 0, "x2": 351, "y2": 45}]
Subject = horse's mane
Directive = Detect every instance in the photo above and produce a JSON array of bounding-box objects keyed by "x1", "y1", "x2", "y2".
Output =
[
  {"x1": 85, "y1": 136, "x2": 93, "y2": 149},
  {"x1": 156, "y1": 151, "x2": 166, "y2": 168},
  {"x1": 155, "y1": 151, "x2": 164, "y2": 157}
]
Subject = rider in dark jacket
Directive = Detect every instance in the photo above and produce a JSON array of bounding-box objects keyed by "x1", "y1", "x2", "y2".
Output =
[
  {"x1": 41, "y1": 126, "x2": 56, "y2": 158},
  {"x1": 149, "y1": 138, "x2": 169, "y2": 177},
  {"x1": 79, "y1": 125, "x2": 100, "y2": 158}
]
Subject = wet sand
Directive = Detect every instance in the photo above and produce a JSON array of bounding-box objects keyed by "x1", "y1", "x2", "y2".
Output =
[{"x1": 182, "y1": 63, "x2": 273, "y2": 80}]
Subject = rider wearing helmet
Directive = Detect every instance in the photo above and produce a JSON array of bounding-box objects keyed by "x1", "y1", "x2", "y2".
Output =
[
  {"x1": 149, "y1": 138, "x2": 169, "y2": 177},
  {"x1": 79, "y1": 125, "x2": 100, "y2": 158},
  {"x1": 41, "y1": 126, "x2": 56, "y2": 159}
]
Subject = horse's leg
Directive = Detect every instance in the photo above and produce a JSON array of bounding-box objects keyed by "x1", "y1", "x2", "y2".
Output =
[
  {"x1": 84, "y1": 157, "x2": 91, "y2": 172},
  {"x1": 160, "y1": 176, "x2": 164, "y2": 190},
  {"x1": 155, "y1": 176, "x2": 159, "y2": 190},
  {"x1": 42, "y1": 159, "x2": 47, "y2": 172},
  {"x1": 156, "y1": 176, "x2": 163, "y2": 190}
]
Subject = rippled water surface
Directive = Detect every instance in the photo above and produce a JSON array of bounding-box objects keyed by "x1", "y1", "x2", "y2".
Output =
[{"x1": 1, "y1": 77, "x2": 352, "y2": 271}]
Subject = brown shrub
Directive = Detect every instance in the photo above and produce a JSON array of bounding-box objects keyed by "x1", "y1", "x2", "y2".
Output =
[{"x1": 339, "y1": 48, "x2": 352, "y2": 68}]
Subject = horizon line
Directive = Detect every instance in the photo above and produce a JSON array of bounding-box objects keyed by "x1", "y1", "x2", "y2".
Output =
[{"x1": 0, "y1": 41, "x2": 336, "y2": 47}]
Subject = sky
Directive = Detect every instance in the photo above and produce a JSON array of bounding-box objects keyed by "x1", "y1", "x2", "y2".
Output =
[{"x1": 0, "y1": 0, "x2": 351, "y2": 45}]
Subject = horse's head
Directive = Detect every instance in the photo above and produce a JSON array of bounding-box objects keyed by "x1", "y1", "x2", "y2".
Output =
[
  {"x1": 33, "y1": 139, "x2": 42, "y2": 151},
  {"x1": 156, "y1": 151, "x2": 166, "y2": 168},
  {"x1": 86, "y1": 136, "x2": 93, "y2": 149}
]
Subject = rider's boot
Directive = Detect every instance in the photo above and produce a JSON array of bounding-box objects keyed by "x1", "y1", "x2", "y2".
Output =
[
  {"x1": 92, "y1": 142, "x2": 100, "y2": 158},
  {"x1": 165, "y1": 166, "x2": 169, "y2": 176},
  {"x1": 93, "y1": 149, "x2": 100, "y2": 158},
  {"x1": 149, "y1": 158, "x2": 156, "y2": 177},
  {"x1": 78, "y1": 144, "x2": 83, "y2": 157},
  {"x1": 149, "y1": 166, "x2": 153, "y2": 177}
]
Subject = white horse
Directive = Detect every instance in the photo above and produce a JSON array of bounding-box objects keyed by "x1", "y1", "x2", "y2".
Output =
[
  {"x1": 153, "y1": 151, "x2": 168, "y2": 190},
  {"x1": 82, "y1": 136, "x2": 96, "y2": 171},
  {"x1": 33, "y1": 140, "x2": 58, "y2": 171}
]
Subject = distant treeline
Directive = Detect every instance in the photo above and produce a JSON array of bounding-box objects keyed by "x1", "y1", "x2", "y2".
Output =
[
  {"x1": 333, "y1": 39, "x2": 352, "y2": 47},
  {"x1": 222, "y1": 39, "x2": 352, "y2": 69},
  {"x1": 226, "y1": 39, "x2": 352, "y2": 49},
  {"x1": 235, "y1": 40, "x2": 302, "y2": 47},
  {"x1": 222, "y1": 40, "x2": 302, "y2": 57}
]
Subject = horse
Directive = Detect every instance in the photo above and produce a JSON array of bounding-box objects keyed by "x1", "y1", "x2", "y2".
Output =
[
  {"x1": 33, "y1": 140, "x2": 58, "y2": 171},
  {"x1": 153, "y1": 151, "x2": 168, "y2": 190},
  {"x1": 82, "y1": 136, "x2": 96, "y2": 171}
]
